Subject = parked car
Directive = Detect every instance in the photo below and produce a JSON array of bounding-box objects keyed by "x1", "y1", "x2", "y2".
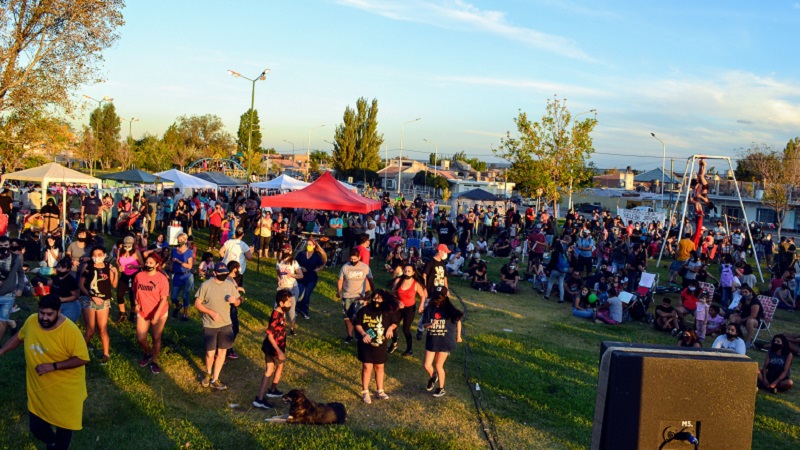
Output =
[{"x1": 575, "y1": 203, "x2": 601, "y2": 213}]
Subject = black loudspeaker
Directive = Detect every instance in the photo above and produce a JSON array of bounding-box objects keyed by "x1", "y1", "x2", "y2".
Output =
[{"x1": 591, "y1": 341, "x2": 759, "y2": 450}]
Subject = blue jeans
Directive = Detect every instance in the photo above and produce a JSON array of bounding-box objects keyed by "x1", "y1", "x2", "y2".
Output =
[
  {"x1": 171, "y1": 274, "x2": 195, "y2": 308},
  {"x1": 296, "y1": 279, "x2": 318, "y2": 318},
  {"x1": 84, "y1": 214, "x2": 99, "y2": 231},
  {"x1": 545, "y1": 270, "x2": 566, "y2": 302},
  {"x1": 0, "y1": 293, "x2": 14, "y2": 322},
  {"x1": 61, "y1": 300, "x2": 82, "y2": 323},
  {"x1": 572, "y1": 307, "x2": 594, "y2": 319}
]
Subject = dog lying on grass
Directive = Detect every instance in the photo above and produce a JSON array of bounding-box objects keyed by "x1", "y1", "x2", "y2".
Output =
[{"x1": 265, "y1": 389, "x2": 347, "y2": 424}]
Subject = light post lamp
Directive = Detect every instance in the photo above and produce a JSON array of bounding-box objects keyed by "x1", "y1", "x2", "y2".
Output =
[
  {"x1": 82, "y1": 94, "x2": 113, "y2": 176},
  {"x1": 650, "y1": 132, "x2": 666, "y2": 209},
  {"x1": 228, "y1": 67, "x2": 270, "y2": 180},
  {"x1": 306, "y1": 124, "x2": 325, "y2": 179},
  {"x1": 567, "y1": 109, "x2": 596, "y2": 210},
  {"x1": 398, "y1": 118, "x2": 421, "y2": 193},
  {"x1": 283, "y1": 139, "x2": 295, "y2": 164},
  {"x1": 119, "y1": 117, "x2": 139, "y2": 142}
]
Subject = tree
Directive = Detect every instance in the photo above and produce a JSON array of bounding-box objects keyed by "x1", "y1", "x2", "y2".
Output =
[
  {"x1": 494, "y1": 96, "x2": 597, "y2": 220},
  {"x1": 736, "y1": 142, "x2": 800, "y2": 238},
  {"x1": 132, "y1": 133, "x2": 171, "y2": 172},
  {"x1": 0, "y1": 110, "x2": 74, "y2": 170},
  {"x1": 413, "y1": 171, "x2": 449, "y2": 190},
  {"x1": 0, "y1": 0, "x2": 125, "y2": 115},
  {"x1": 331, "y1": 97, "x2": 384, "y2": 173},
  {"x1": 88, "y1": 102, "x2": 120, "y2": 169},
  {"x1": 163, "y1": 123, "x2": 195, "y2": 170},
  {"x1": 236, "y1": 108, "x2": 262, "y2": 173},
  {"x1": 172, "y1": 114, "x2": 234, "y2": 160}
]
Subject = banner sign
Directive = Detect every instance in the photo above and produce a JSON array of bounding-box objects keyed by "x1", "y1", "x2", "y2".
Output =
[{"x1": 616, "y1": 207, "x2": 666, "y2": 225}]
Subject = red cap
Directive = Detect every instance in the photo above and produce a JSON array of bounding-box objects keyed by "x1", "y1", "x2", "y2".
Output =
[{"x1": 436, "y1": 244, "x2": 451, "y2": 253}]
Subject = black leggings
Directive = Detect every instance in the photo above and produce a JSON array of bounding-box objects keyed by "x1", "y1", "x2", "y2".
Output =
[
  {"x1": 209, "y1": 226, "x2": 221, "y2": 248},
  {"x1": 393, "y1": 306, "x2": 416, "y2": 353},
  {"x1": 30, "y1": 412, "x2": 73, "y2": 450},
  {"x1": 117, "y1": 272, "x2": 136, "y2": 312}
]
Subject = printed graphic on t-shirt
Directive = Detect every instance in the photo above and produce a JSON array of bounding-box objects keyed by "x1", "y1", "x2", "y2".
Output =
[
  {"x1": 428, "y1": 311, "x2": 448, "y2": 338},
  {"x1": 361, "y1": 312, "x2": 385, "y2": 347}
]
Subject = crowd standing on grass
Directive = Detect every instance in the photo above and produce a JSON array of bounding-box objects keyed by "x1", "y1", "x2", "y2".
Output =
[{"x1": 0, "y1": 180, "x2": 797, "y2": 447}]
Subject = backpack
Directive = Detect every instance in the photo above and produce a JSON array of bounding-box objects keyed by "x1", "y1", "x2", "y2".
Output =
[
  {"x1": 720, "y1": 264, "x2": 733, "y2": 288},
  {"x1": 556, "y1": 245, "x2": 570, "y2": 273}
]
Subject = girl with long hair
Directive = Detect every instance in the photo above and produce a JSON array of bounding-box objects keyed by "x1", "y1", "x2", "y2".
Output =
[
  {"x1": 391, "y1": 264, "x2": 427, "y2": 357},
  {"x1": 354, "y1": 289, "x2": 399, "y2": 404},
  {"x1": 421, "y1": 291, "x2": 463, "y2": 397}
]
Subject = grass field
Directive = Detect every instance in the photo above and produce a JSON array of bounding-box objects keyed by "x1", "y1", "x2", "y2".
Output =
[{"x1": 1, "y1": 229, "x2": 799, "y2": 449}]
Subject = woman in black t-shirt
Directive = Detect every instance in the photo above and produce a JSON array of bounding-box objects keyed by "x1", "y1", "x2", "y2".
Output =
[
  {"x1": 354, "y1": 290, "x2": 398, "y2": 404},
  {"x1": 421, "y1": 291, "x2": 463, "y2": 398},
  {"x1": 79, "y1": 246, "x2": 118, "y2": 365}
]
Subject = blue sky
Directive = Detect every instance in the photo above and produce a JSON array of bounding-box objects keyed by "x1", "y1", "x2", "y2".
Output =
[{"x1": 80, "y1": 0, "x2": 800, "y2": 172}]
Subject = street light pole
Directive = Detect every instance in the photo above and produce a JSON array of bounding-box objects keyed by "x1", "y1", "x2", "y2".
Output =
[
  {"x1": 306, "y1": 125, "x2": 325, "y2": 179},
  {"x1": 651, "y1": 132, "x2": 666, "y2": 209},
  {"x1": 228, "y1": 68, "x2": 270, "y2": 180},
  {"x1": 119, "y1": 117, "x2": 139, "y2": 142},
  {"x1": 399, "y1": 118, "x2": 421, "y2": 193},
  {"x1": 82, "y1": 94, "x2": 113, "y2": 176},
  {"x1": 283, "y1": 139, "x2": 295, "y2": 164}
]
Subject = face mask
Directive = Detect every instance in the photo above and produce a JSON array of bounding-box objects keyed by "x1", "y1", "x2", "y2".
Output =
[
  {"x1": 688, "y1": 287, "x2": 696, "y2": 292},
  {"x1": 771, "y1": 343, "x2": 783, "y2": 352},
  {"x1": 509, "y1": 265, "x2": 516, "y2": 270},
  {"x1": 0, "y1": 247, "x2": 8, "y2": 256},
  {"x1": 306, "y1": 245, "x2": 314, "y2": 252},
  {"x1": 78, "y1": 237, "x2": 87, "y2": 243},
  {"x1": 402, "y1": 274, "x2": 412, "y2": 280},
  {"x1": 215, "y1": 274, "x2": 228, "y2": 282},
  {"x1": 726, "y1": 332, "x2": 736, "y2": 340},
  {"x1": 92, "y1": 256, "x2": 104, "y2": 264},
  {"x1": 123, "y1": 245, "x2": 132, "y2": 251},
  {"x1": 350, "y1": 260, "x2": 359, "y2": 266},
  {"x1": 144, "y1": 265, "x2": 156, "y2": 272}
]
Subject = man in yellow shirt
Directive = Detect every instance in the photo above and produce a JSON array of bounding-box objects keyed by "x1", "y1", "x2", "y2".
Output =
[
  {"x1": 669, "y1": 233, "x2": 697, "y2": 284},
  {"x1": 0, "y1": 294, "x2": 89, "y2": 449}
]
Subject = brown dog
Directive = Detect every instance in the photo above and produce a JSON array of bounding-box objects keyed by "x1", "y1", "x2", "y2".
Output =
[{"x1": 278, "y1": 389, "x2": 347, "y2": 425}]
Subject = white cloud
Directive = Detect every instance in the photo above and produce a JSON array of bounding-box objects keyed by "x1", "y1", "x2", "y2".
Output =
[
  {"x1": 336, "y1": 0, "x2": 592, "y2": 61},
  {"x1": 431, "y1": 74, "x2": 607, "y2": 97}
]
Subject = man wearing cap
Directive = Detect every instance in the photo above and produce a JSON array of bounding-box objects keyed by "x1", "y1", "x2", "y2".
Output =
[
  {"x1": 416, "y1": 244, "x2": 450, "y2": 340},
  {"x1": 81, "y1": 190, "x2": 102, "y2": 232},
  {"x1": 219, "y1": 227, "x2": 253, "y2": 287},
  {"x1": 194, "y1": 262, "x2": 241, "y2": 390},
  {"x1": 337, "y1": 248, "x2": 374, "y2": 344}
]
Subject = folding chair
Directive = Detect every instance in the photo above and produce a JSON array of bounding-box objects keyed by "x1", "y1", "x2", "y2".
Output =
[
  {"x1": 752, "y1": 295, "x2": 778, "y2": 344},
  {"x1": 698, "y1": 281, "x2": 715, "y2": 300}
]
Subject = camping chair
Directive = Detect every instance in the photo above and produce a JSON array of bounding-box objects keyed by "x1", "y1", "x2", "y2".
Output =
[
  {"x1": 698, "y1": 281, "x2": 716, "y2": 302},
  {"x1": 752, "y1": 295, "x2": 778, "y2": 344}
]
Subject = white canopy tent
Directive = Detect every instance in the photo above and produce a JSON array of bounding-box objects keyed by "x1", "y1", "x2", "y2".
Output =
[
  {"x1": 154, "y1": 169, "x2": 218, "y2": 192},
  {"x1": 250, "y1": 174, "x2": 310, "y2": 191},
  {"x1": 1, "y1": 163, "x2": 103, "y2": 249}
]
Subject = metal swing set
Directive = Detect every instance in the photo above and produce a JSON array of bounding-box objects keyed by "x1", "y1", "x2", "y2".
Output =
[{"x1": 655, "y1": 155, "x2": 765, "y2": 284}]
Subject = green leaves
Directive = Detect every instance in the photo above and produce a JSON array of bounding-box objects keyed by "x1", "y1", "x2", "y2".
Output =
[{"x1": 331, "y1": 97, "x2": 384, "y2": 174}]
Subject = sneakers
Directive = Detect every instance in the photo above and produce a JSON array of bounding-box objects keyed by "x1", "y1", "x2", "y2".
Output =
[
  {"x1": 433, "y1": 387, "x2": 446, "y2": 398},
  {"x1": 289, "y1": 328, "x2": 296, "y2": 337},
  {"x1": 227, "y1": 349, "x2": 239, "y2": 360},
  {"x1": 210, "y1": 379, "x2": 227, "y2": 391},
  {"x1": 302, "y1": 313, "x2": 310, "y2": 320},
  {"x1": 138, "y1": 354, "x2": 153, "y2": 367},
  {"x1": 416, "y1": 330, "x2": 423, "y2": 341},
  {"x1": 376, "y1": 390, "x2": 389, "y2": 400},
  {"x1": 362, "y1": 390, "x2": 372, "y2": 404},
  {"x1": 180, "y1": 315, "x2": 188, "y2": 322},
  {"x1": 344, "y1": 336, "x2": 354, "y2": 344},
  {"x1": 402, "y1": 350, "x2": 414, "y2": 357},
  {"x1": 201, "y1": 373, "x2": 212, "y2": 388},
  {"x1": 388, "y1": 342, "x2": 398, "y2": 354},
  {"x1": 265, "y1": 388, "x2": 284, "y2": 398},
  {"x1": 149, "y1": 362, "x2": 161, "y2": 374},
  {"x1": 426, "y1": 374, "x2": 439, "y2": 392},
  {"x1": 253, "y1": 397, "x2": 274, "y2": 409},
  {"x1": 11, "y1": 305, "x2": 20, "y2": 313},
  {"x1": 115, "y1": 315, "x2": 127, "y2": 324},
  {"x1": 99, "y1": 355, "x2": 110, "y2": 365},
  {"x1": 172, "y1": 306, "x2": 181, "y2": 319}
]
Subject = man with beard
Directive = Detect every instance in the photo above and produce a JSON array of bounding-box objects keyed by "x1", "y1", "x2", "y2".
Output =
[{"x1": 0, "y1": 294, "x2": 90, "y2": 449}]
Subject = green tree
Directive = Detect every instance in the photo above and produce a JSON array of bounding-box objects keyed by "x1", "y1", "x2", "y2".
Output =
[
  {"x1": 236, "y1": 108, "x2": 263, "y2": 173},
  {"x1": 413, "y1": 171, "x2": 449, "y2": 190},
  {"x1": 173, "y1": 114, "x2": 234, "y2": 160},
  {"x1": 736, "y1": 142, "x2": 800, "y2": 238},
  {"x1": 89, "y1": 102, "x2": 121, "y2": 169},
  {"x1": 0, "y1": 110, "x2": 74, "y2": 170},
  {"x1": 0, "y1": 0, "x2": 125, "y2": 115},
  {"x1": 494, "y1": 96, "x2": 597, "y2": 219},
  {"x1": 331, "y1": 97, "x2": 384, "y2": 173},
  {"x1": 133, "y1": 133, "x2": 171, "y2": 172}
]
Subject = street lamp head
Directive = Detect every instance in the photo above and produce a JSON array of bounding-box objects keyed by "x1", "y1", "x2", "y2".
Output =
[
  {"x1": 228, "y1": 70, "x2": 241, "y2": 77},
  {"x1": 259, "y1": 68, "x2": 270, "y2": 80},
  {"x1": 103, "y1": 96, "x2": 113, "y2": 102},
  {"x1": 650, "y1": 132, "x2": 656, "y2": 137},
  {"x1": 82, "y1": 94, "x2": 91, "y2": 100}
]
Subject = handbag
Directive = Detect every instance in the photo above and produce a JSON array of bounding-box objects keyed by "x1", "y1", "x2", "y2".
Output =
[{"x1": 254, "y1": 226, "x2": 261, "y2": 236}]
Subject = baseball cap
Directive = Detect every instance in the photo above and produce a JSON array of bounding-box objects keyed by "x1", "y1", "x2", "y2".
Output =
[
  {"x1": 123, "y1": 236, "x2": 135, "y2": 245},
  {"x1": 282, "y1": 243, "x2": 292, "y2": 252},
  {"x1": 214, "y1": 262, "x2": 230, "y2": 274},
  {"x1": 436, "y1": 244, "x2": 451, "y2": 254}
]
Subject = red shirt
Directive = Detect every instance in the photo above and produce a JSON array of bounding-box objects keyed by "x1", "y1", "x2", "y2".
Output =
[
  {"x1": 680, "y1": 288, "x2": 699, "y2": 311},
  {"x1": 208, "y1": 208, "x2": 223, "y2": 227},
  {"x1": 264, "y1": 308, "x2": 287, "y2": 354},
  {"x1": 133, "y1": 271, "x2": 170, "y2": 320},
  {"x1": 356, "y1": 245, "x2": 370, "y2": 266}
]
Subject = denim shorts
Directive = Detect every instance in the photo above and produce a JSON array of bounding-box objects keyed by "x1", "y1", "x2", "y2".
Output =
[
  {"x1": 0, "y1": 293, "x2": 14, "y2": 322},
  {"x1": 81, "y1": 296, "x2": 111, "y2": 311}
]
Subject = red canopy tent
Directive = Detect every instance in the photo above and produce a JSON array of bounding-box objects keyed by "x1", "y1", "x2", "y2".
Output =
[{"x1": 260, "y1": 172, "x2": 381, "y2": 213}]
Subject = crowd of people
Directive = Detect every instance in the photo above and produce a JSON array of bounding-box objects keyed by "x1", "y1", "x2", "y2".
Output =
[{"x1": 0, "y1": 180, "x2": 796, "y2": 448}]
